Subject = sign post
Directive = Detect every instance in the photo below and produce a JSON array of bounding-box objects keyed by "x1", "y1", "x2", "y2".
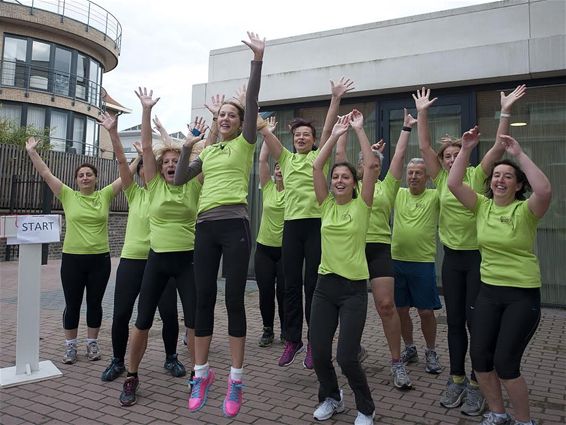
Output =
[{"x1": 0, "y1": 215, "x2": 63, "y2": 388}]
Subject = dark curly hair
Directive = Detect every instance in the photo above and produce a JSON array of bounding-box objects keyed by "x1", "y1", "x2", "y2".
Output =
[{"x1": 485, "y1": 159, "x2": 531, "y2": 200}]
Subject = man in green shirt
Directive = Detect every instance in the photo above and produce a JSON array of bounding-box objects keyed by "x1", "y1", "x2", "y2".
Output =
[{"x1": 391, "y1": 158, "x2": 442, "y2": 376}]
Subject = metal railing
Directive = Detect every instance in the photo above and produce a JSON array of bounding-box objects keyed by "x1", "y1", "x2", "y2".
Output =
[
  {"x1": 0, "y1": 59, "x2": 103, "y2": 109},
  {"x1": 1, "y1": 0, "x2": 122, "y2": 51}
]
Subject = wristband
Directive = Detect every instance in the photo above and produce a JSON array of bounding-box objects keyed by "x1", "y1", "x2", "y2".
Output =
[
  {"x1": 402, "y1": 126, "x2": 412, "y2": 132},
  {"x1": 500, "y1": 112, "x2": 511, "y2": 118}
]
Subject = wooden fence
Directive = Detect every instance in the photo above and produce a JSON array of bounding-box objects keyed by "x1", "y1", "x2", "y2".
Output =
[{"x1": 0, "y1": 144, "x2": 128, "y2": 212}]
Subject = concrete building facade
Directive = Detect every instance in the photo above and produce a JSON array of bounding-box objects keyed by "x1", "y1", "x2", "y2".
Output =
[
  {"x1": 0, "y1": 0, "x2": 122, "y2": 158},
  {"x1": 192, "y1": 0, "x2": 566, "y2": 305}
]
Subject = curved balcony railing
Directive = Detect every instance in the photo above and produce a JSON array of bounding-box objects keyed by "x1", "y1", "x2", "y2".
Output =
[
  {"x1": 0, "y1": 59, "x2": 103, "y2": 109},
  {"x1": 2, "y1": 0, "x2": 122, "y2": 52}
]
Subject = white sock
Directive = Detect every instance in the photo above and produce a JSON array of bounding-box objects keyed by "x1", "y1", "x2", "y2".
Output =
[
  {"x1": 65, "y1": 339, "x2": 77, "y2": 346},
  {"x1": 194, "y1": 363, "x2": 209, "y2": 378},
  {"x1": 230, "y1": 367, "x2": 243, "y2": 382}
]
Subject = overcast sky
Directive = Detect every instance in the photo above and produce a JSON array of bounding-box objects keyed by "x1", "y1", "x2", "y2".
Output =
[{"x1": 98, "y1": 0, "x2": 496, "y2": 134}]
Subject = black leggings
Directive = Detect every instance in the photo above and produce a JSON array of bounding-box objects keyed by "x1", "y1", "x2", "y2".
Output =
[
  {"x1": 282, "y1": 218, "x2": 321, "y2": 343},
  {"x1": 470, "y1": 283, "x2": 540, "y2": 380},
  {"x1": 254, "y1": 243, "x2": 285, "y2": 332},
  {"x1": 61, "y1": 252, "x2": 111, "y2": 330},
  {"x1": 441, "y1": 246, "x2": 481, "y2": 378},
  {"x1": 310, "y1": 274, "x2": 374, "y2": 416},
  {"x1": 134, "y1": 250, "x2": 195, "y2": 333},
  {"x1": 112, "y1": 258, "x2": 178, "y2": 359},
  {"x1": 193, "y1": 219, "x2": 251, "y2": 337}
]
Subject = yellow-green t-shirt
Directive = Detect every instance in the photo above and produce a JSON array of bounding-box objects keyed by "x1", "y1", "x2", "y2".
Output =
[
  {"x1": 366, "y1": 172, "x2": 401, "y2": 244},
  {"x1": 278, "y1": 148, "x2": 328, "y2": 220},
  {"x1": 256, "y1": 180, "x2": 285, "y2": 247},
  {"x1": 147, "y1": 175, "x2": 201, "y2": 252},
  {"x1": 318, "y1": 195, "x2": 371, "y2": 281},
  {"x1": 121, "y1": 184, "x2": 150, "y2": 260},
  {"x1": 474, "y1": 196, "x2": 541, "y2": 288},
  {"x1": 198, "y1": 133, "x2": 255, "y2": 214},
  {"x1": 434, "y1": 166, "x2": 486, "y2": 250},
  {"x1": 391, "y1": 188, "x2": 439, "y2": 262},
  {"x1": 57, "y1": 184, "x2": 114, "y2": 254}
]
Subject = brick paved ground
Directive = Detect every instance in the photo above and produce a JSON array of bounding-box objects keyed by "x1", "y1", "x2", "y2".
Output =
[{"x1": 0, "y1": 259, "x2": 564, "y2": 425}]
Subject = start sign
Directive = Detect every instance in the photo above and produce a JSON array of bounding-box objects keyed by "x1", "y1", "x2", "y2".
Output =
[{"x1": 6, "y1": 215, "x2": 61, "y2": 245}]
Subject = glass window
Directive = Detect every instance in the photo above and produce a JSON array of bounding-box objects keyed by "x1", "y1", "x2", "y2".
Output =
[
  {"x1": 50, "y1": 111, "x2": 67, "y2": 152},
  {"x1": 85, "y1": 117, "x2": 97, "y2": 156},
  {"x1": 2, "y1": 37, "x2": 27, "y2": 87},
  {"x1": 26, "y1": 106, "x2": 46, "y2": 130},
  {"x1": 477, "y1": 84, "x2": 566, "y2": 304},
  {"x1": 76, "y1": 54, "x2": 88, "y2": 100},
  {"x1": 88, "y1": 59, "x2": 100, "y2": 106},
  {"x1": 30, "y1": 41, "x2": 50, "y2": 90},
  {"x1": 54, "y1": 48, "x2": 72, "y2": 96},
  {"x1": 72, "y1": 116, "x2": 85, "y2": 154},
  {"x1": 0, "y1": 103, "x2": 22, "y2": 125}
]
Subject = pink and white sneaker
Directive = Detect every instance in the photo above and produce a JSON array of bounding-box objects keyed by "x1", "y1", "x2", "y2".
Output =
[
  {"x1": 188, "y1": 368, "x2": 215, "y2": 412},
  {"x1": 222, "y1": 376, "x2": 244, "y2": 418}
]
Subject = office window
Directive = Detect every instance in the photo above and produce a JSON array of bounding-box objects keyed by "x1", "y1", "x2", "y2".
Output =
[{"x1": 2, "y1": 37, "x2": 27, "y2": 87}]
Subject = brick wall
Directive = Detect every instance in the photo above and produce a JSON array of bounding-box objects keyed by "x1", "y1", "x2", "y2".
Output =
[{"x1": 0, "y1": 212, "x2": 128, "y2": 261}]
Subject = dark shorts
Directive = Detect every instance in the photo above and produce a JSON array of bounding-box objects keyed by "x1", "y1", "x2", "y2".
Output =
[
  {"x1": 393, "y1": 260, "x2": 442, "y2": 310},
  {"x1": 365, "y1": 243, "x2": 394, "y2": 279}
]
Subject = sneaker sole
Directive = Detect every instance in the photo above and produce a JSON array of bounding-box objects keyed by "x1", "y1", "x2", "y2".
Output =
[
  {"x1": 279, "y1": 346, "x2": 305, "y2": 367},
  {"x1": 460, "y1": 399, "x2": 486, "y2": 416},
  {"x1": 425, "y1": 367, "x2": 442, "y2": 374},
  {"x1": 440, "y1": 391, "x2": 466, "y2": 408},
  {"x1": 314, "y1": 405, "x2": 345, "y2": 421}
]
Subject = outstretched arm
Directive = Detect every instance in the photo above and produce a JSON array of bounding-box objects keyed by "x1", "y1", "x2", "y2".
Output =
[
  {"x1": 320, "y1": 77, "x2": 355, "y2": 149},
  {"x1": 413, "y1": 87, "x2": 441, "y2": 179},
  {"x1": 313, "y1": 115, "x2": 350, "y2": 205},
  {"x1": 25, "y1": 137, "x2": 63, "y2": 196},
  {"x1": 499, "y1": 135, "x2": 552, "y2": 218},
  {"x1": 204, "y1": 94, "x2": 224, "y2": 147},
  {"x1": 480, "y1": 84, "x2": 527, "y2": 174},
  {"x1": 447, "y1": 126, "x2": 480, "y2": 210},
  {"x1": 334, "y1": 131, "x2": 348, "y2": 164},
  {"x1": 258, "y1": 117, "x2": 277, "y2": 187},
  {"x1": 390, "y1": 108, "x2": 417, "y2": 180},
  {"x1": 241, "y1": 31, "x2": 265, "y2": 144},
  {"x1": 135, "y1": 87, "x2": 160, "y2": 183},
  {"x1": 174, "y1": 118, "x2": 207, "y2": 185},
  {"x1": 351, "y1": 110, "x2": 379, "y2": 207}
]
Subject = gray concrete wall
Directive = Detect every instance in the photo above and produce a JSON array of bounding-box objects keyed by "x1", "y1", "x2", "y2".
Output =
[{"x1": 191, "y1": 0, "x2": 566, "y2": 117}]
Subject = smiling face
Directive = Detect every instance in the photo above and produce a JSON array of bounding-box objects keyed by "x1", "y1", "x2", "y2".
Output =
[
  {"x1": 274, "y1": 162, "x2": 283, "y2": 182},
  {"x1": 293, "y1": 125, "x2": 315, "y2": 154},
  {"x1": 75, "y1": 166, "x2": 97, "y2": 192},
  {"x1": 331, "y1": 164, "x2": 356, "y2": 201},
  {"x1": 440, "y1": 145, "x2": 461, "y2": 170},
  {"x1": 160, "y1": 150, "x2": 179, "y2": 183},
  {"x1": 406, "y1": 162, "x2": 428, "y2": 195},
  {"x1": 490, "y1": 163, "x2": 522, "y2": 203},
  {"x1": 217, "y1": 103, "x2": 242, "y2": 140}
]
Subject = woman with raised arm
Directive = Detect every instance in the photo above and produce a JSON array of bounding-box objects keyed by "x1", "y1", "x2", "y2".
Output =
[
  {"x1": 173, "y1": 32, "x2": 264, "y2": 418},
  {"x1": 309, "y1": 110, "x2": 378, "y2": 425},
  {"x1": 25, "y1": 136, "x2": 123, "y2": 365},
  {"x1": 447, "y1": 129, "x2": 551, "y2": 425},
  {"x1": 118, "y1": 90, "x2": 205, "y2": 407},
  {"x1": 97, "y1": 113, "x2": 182, "y2": 384},
  {"x1": 414, "y1": 85, "x2": 526, "y2": 415},
  {"x1": 255, "y1": 117, "x2": 285, "y2": 347},
  {"x1": 261, "y1": 77, "x2": 354, "y2": 370}
]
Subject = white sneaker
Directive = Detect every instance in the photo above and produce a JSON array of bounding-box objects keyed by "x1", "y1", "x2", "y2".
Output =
[
  {"x1": 354, "y1": 410, "x2": 375, "y2": 425},
  {"x1": 313, "y1": 389, "x2": 345, "y2": 421}
]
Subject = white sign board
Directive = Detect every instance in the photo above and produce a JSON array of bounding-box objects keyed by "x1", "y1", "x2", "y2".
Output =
[{"x1": 5, "y1": 214, "x2": 61, "y2": 245}]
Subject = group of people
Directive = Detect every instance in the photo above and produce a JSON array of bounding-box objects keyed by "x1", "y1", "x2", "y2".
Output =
[{"x1": 24, "y1": 29, "x2": 551, "y2": 425}]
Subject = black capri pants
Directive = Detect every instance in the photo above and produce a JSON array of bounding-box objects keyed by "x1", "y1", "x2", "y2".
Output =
[
  {"x1": 470, "y1": 282, "x2": 540, "y2": 380},
  {"x1": 193, "y1": 218, "x2": 251, "y2": 338},
  {"x1": 135, "y1": 249, "x2": 195, "y2": 331},
  {"x1": 113, "y1": 258, "x2": 178, "y2": 359},
  {"x1": 61, "y1": 252, "x2": 111, "y2": 330},
  {"x1": 254, "y1": 242, "x2": 285, "y2": 332}
]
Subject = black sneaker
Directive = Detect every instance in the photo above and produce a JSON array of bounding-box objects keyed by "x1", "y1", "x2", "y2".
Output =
[
  {"x1": 101, "y1": 357, "x2": 125, "y2": 382},
  {"x1": 164, "y1": 354, "x2": 186, "y2": 377},
  {"x1": 120, "y1": 376, "x2": 139, "y2": 407},
  {"x1": 258, "y1": 326, "x2": 274, "y2": 347}
]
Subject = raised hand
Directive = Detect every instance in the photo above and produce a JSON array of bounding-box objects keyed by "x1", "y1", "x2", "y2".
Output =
[
  {"x1": 242, "y1": 31, "x2": 265, "y2": 61},
  {"x1": 265, "y1": 116, "x2": 277, "y2": 133},
  {"x1": 233, "y1": 85, "x2": 246, "y2": 107},
  {"x1": 331, "y1": 114, "x2": 350, "y2": 138},
  {"x1": 185, "y1": 116, "x2": 208, "y2": 147},
  {"x1": 403, "y1": 108, "x2": 417, "y2": 128},
  {"x1": 500, "y1": 84, "x2": 526, "y2": 112},
  {"x1": 135, "y1": 87, "x2": 160, "y2": 109},
  {"x1": 97, "y1": 111, "x2": 117, "y2": 132},
  {"x1": 499, "y1": 134, "x2": 523, "y2": 157},
  {"x1": 371, "y1": 139, "x2": 386, "y2": 154},
  {"x1": 204, "y1": 94, "x2": 225, "y2": 118},
  {"x1": 132, "y1": 141, "x2": 142, "y2": 155},
  {"x1": 461, "y1": 126, "x2": 480, "y2": 150},
  {"x1": 350, "y1": 109, "x2": 364, "y2": 129},
  {"x1": 412, "y1": 87, "x2": 437, "y2": 112},
  {"x1": 152, "y1": 115, "x2": 164, "y2": 132},
  {"x1": 331, "y1": 77, "x2": 355, "y2": 98},
  {"x1": 26, "y1": 136, "x2": 40, "y2": 152}
]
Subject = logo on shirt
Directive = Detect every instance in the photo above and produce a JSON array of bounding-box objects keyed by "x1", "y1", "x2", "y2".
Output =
[
  {"x1": 499, "y1": 216, "x2": 512, "y2": 224},
  {"x1": 342, "y1": 213, "x2": 352, "y2": 222}
]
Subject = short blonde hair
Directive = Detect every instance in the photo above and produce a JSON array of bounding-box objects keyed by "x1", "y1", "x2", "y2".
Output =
[{"x1": 154, "y1": 141, "x2": 182, "y2": 166}]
